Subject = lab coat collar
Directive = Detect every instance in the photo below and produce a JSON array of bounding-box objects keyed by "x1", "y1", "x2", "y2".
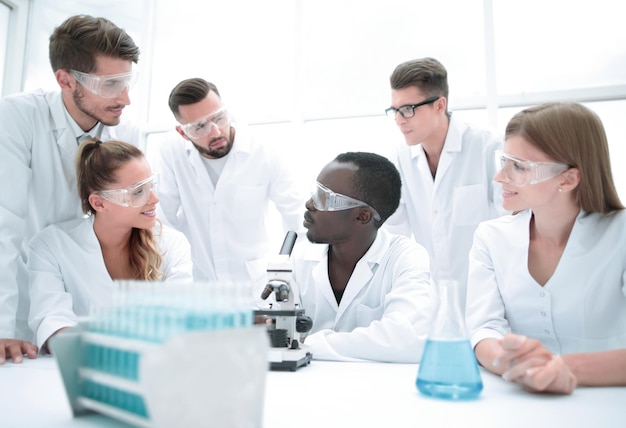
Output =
[
  {"x1": 46, "y1": 91, "x2": 68, "y2": 139},
  {"x1": 45, "y1": 91, "x2": 118, "y2": 150},
  {"x1": 511, "y1": 208, "x2": 586, "y2": 251},
  {"x1": 304, "y1": 229, "x2": 393, "y2": 320},
  {"x1": 408, "y1": 113, "x2": 468, "y2": 186},
  {"x1": 60, "y1": 215, "x2": 102, "y2": 254},
  {"x1": 408, "y1": 113, "x2": 467, "y2": 160},
  {"x1": 338, "y1": 229, "x2": 391, "y2": 310}
]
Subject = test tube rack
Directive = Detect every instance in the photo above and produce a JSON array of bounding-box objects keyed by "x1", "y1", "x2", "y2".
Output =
[{"x1": 49, "y1": 281, "x2": 269, "y2": 428}]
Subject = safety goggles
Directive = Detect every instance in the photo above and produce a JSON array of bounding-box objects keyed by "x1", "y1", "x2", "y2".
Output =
[
  {"x1": 495, "y1": 150, "x2": 569, "y2": 186},
  {"x1": 311, "y1": 181, "x2": 381, "y2": 221},
  {"x1": 70, "y1": 70, "x2": 138, "y2": 99},
  {"x1": 179, "y1": 108, "x2": 230, "y2": 139},
  {"x1": 97, "y1": 175, "x2": 158, "y2": 208}
]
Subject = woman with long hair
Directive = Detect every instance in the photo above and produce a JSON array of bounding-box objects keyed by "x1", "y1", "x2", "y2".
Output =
[
  {"x1": 28, "y1": 138, "x2": 193, "y2": 352},
  {"x1": 466, "y1": 102, "x2": 626, "y2": 394}
]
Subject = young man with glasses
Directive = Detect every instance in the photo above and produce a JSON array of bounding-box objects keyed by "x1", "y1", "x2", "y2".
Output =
[
  {"x1": 384, "y1": 57, "x2": 505, "y2": 306},
  {"x1": 294, "y1": 152, "x2": 432, "y2": 362},
  {"x1": 151, "y1": 78, "x2": 307, "y2": 289},
  {"x1": 0, "y1": 15, "x2": 140, "y2": 363}
]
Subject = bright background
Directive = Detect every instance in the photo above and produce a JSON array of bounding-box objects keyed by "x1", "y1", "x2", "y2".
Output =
[{"x1": 3, "y1": 0, "x2": 626, "y2": 246}]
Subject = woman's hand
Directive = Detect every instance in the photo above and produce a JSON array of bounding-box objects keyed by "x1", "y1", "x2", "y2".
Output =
[{"x1": 493, "y1": 334, "x2": 577, "y2": 394}]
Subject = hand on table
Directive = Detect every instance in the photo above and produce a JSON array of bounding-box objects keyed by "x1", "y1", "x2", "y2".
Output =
[
  {"x1": 493, "y1": 334, "x2": 577, "y2": 394},
  {"x1": 0, "y1": 339, "x2": 38, "y2": 364}
]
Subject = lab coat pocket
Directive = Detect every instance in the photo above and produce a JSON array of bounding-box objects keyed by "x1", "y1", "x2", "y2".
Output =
[
  {"x1": 452, "y1": 184, "x2": 489, "y2": 226},
  {"x1": 232, "y1": 184, "x2": 266, "y2": 220},
  {"x1": 356, "y1": 303, "x2": 385, "y2": 327}
]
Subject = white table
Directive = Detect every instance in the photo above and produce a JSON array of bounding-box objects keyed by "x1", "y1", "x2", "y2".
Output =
[{"x1": 1, "y1": 357, "x2": 624, "y2": 428}]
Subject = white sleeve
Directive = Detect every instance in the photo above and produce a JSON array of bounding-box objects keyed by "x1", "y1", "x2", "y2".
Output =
[
  {"x1": 27, "y1": 230, "x2": 78, "y2": 349},
  {"x1": 466, "y1": 224, "x2": 510, "y2": 348},
  {"x1": 0, "y1": 97, "x2": 33, "y2": 338}
]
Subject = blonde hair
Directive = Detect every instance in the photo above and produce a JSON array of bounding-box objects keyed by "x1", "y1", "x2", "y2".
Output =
[
  {"x1": 505, "y1": 102, "x2": 624, "y2": 214},
  {"x1": 76, "y1": 138, "x2": 163, "y2": 280}
]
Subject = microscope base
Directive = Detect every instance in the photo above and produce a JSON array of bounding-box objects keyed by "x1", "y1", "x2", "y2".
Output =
[{"x1": 268, "y1": 348, "x2": 313, "y2": 371}]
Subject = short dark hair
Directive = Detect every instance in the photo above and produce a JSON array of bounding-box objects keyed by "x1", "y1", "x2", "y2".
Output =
[
  {"x1": 335, "y1": 152, "x2": 401, "y2": 227},
  {"x1": 168, "y1": 78, "x2": 221, "y2": 119},
  {"x1": 390, "y1": 57, "x2": 449, "y2": 100},
  {"x1": 49, "y1": 15, "x2": 140, "y2": 73}
]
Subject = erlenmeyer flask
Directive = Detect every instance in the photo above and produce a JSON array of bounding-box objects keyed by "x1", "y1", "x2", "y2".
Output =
[{"x1": 416, "y1": 279, "x2": 483, "y2": 400}]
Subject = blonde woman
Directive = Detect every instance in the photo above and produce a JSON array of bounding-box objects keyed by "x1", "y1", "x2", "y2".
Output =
[{"x1": 28, "y1": 139, "x2": 193, "y2": 352}]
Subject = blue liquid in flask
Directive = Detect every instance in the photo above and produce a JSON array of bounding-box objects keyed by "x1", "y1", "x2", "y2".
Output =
[{"x1": 416, "y1": 338, "x2": 483, "y2": 400}]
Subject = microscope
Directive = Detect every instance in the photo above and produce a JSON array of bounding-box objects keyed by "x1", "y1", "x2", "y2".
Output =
[{"x1": 254, "y1": 231, "x2": 313, "y2": 371}]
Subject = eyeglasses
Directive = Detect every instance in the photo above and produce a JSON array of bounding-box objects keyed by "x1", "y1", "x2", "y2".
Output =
[
  {"x1": 97, "y1": 175, "x2": 158, "y2": 208},
  {"x1": 311, "y1": 181, "x2": 381, "y2": 221},
  {"x1": 495, "y1": 151, "x2": 569, "y2": 186},
  {"x1": 385, "y1": 96, "x2": 440, "y2": 119},
  {"x1": 179, "y1": 108, "x2": 230, "y2": 139},
  {"x1": 70, "y1": 70, "x2": 138, "y2": 99}
]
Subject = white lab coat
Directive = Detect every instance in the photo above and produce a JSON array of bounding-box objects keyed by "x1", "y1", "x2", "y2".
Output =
[
  {"x1": 0, "y1": 89, "x2": 138, "y2": 340},
  {"x1": 385, "y1": 114, "x2": 504, "y2": 306},
  {"x1": 27, "y1": 216, "x2": 193, "y2": 349},
  {"x1": 149, "y1": 127, "x2": 307, "y2": 289},
  {"x1": 467, "y1": 209, "x2": 626, "y2": 355},
  {"x1": 292, "y1": 229, "x2": 432, "y2": 363}
]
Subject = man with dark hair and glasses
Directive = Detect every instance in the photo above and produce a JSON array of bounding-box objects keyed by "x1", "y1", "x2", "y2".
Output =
[
  {"x1": 0, "y1": 15, "x2": 140, "y2": 363},
  {"x1": 384, "y1": 57, "x2": 505, "y2": 306},
  {"x1": 294, "y1": 151, "x2": 432, "y2": 362},
  {"x1": 151, "y1": 78, "x2": 307, "y2": 287}
]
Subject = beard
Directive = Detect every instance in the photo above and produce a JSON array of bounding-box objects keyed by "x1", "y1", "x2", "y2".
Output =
[
  {"x1": 193, "y1": 127, "x2": 234, "y2": 159},
  {"x1": 73, "y1": 86, "x2": 124, "y2": 127}
]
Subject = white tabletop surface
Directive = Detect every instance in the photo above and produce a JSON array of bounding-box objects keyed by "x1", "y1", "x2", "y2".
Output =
[{"x1": 1, "y1": 356, "x2": 624, "y2": 428}]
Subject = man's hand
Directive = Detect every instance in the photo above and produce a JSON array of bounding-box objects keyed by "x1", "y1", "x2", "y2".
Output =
[{"x1": 0, "y1": 339, "x2": 38, "y2": 364}]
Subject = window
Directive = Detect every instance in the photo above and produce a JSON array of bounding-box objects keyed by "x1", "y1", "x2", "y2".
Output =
[{"x1": 0, "y1": 2, "x2": 9, "y2": 94}]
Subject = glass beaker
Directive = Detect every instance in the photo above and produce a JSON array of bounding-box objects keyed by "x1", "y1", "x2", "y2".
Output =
[{"x1": 416, "y1": 279, "x2": 483, "y2": 400}]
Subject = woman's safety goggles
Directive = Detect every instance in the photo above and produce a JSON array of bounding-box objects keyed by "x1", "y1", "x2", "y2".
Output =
[
  {"x1": 179, "y1": 108, "x2": 230, "y2": 139},
  {"x1": 495, "y1": 150, "x2": 569, "y2": 186},
  {"x1": 70, "y1": 70, "x2": 138, "y2": 99},
  {"x1": 97, "y1": 175, "x2": 158, "y2": 208},
  {"x1": 311, "y1": 181, "x2": 381, "y2": 221}
]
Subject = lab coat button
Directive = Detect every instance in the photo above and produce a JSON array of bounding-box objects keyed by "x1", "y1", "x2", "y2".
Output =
[
  {"x1": 541, "y1": 311, "x2": 546, "y2": 316},
  {"x1": 539, "y1": 292, "x2": 545, "y2": 297}
]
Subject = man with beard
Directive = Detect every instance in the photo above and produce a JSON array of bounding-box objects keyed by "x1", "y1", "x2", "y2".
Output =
[
  {"x1": 0, "y1": 15, "x2": 140, "y2": 363},
  {"x1": 152, "y1": 78, "x2": 306, "y2": 288},
  {"x1": 294, "y1": 152, "x2": 432, "y2": 362}
]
